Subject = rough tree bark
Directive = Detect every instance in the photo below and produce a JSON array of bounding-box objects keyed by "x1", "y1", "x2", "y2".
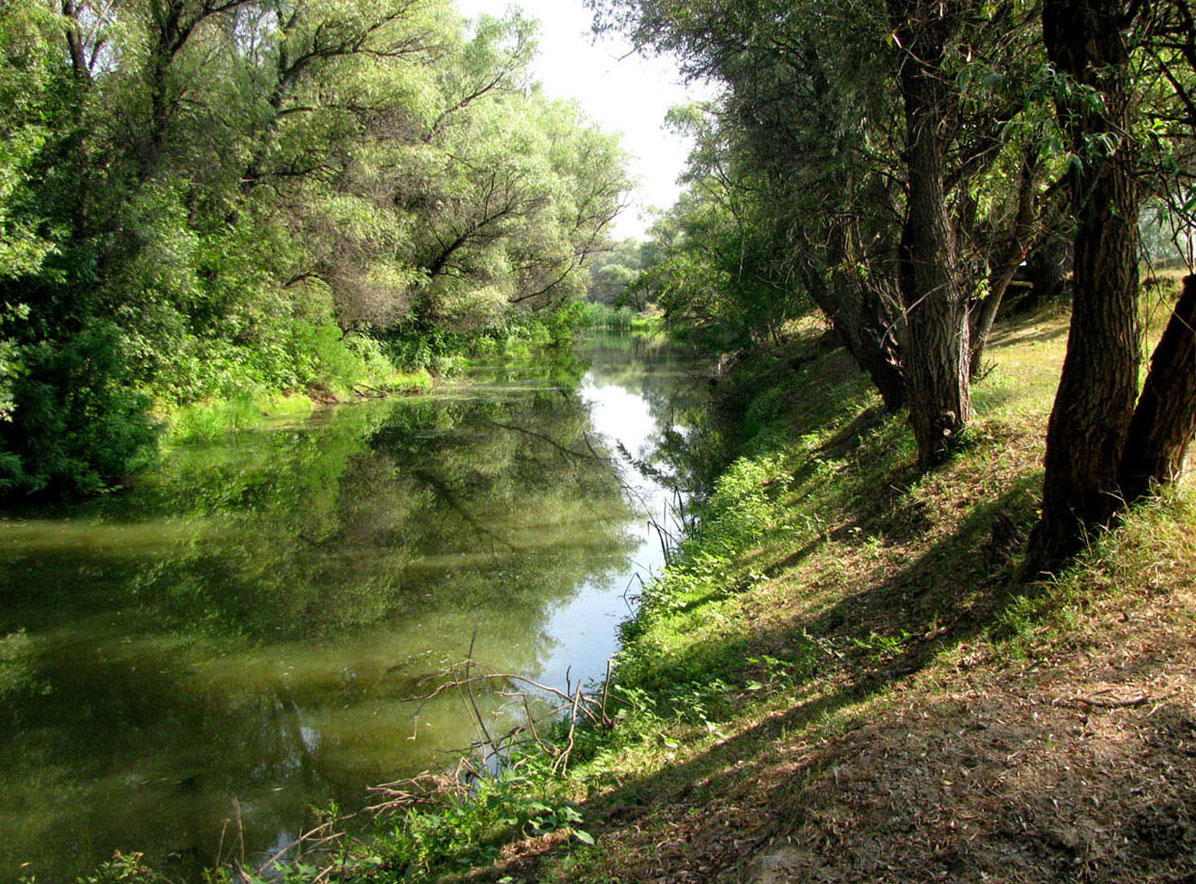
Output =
[
  {"x1": 1119, "y1": 276, "x2": 1196, "y2": 502},
  {"x1": 889, "y1": 0, "x2": 974, "y2": 467},
  {"x1": 803, "y1": 222, "x2": 906, "y2": 412},
  {"x1": 1025, "y1": 0, "x2": 1142, "y2": 574}
]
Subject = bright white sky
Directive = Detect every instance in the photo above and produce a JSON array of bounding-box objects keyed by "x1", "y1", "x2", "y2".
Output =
[{"x1": 453, "y1": 0, "x2": 713, "y2": 240}]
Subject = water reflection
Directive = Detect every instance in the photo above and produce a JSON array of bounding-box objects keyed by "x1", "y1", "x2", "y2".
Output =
[{"x1": 0, "y1": 334, "x2": 704, "y2": 881}]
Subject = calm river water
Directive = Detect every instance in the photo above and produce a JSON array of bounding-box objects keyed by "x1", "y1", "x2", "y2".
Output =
[{"x1": 0, "y1": 334, "x2": 704, "y2": 881}]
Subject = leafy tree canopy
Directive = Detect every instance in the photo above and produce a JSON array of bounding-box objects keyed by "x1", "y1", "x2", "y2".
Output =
[{"x1": 0, "y1": 0, "x2": 631, "y2": 497}]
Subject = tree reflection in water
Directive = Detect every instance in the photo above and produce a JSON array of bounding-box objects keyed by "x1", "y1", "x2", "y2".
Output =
[{"x1": 0, "y1": 335, "x2": 706, "y2": 881}]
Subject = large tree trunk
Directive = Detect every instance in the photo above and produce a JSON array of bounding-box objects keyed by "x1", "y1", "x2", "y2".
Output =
[
  {"x1": 1025, "y1": 0, "x2": 1141, "y2": 574},
  {"x1": 1119, "y1": 275, "x2": 1196, "y2": 502},
  {"x1": 890, "y1": 0, "x2": 973, "y2": 467}
]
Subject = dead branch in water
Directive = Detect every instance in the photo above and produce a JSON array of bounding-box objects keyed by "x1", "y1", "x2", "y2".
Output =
[
  {"x1": 365, "y1": 769, "x2": 472, "y2": 813},
  {"x1": 409, "y1": 668, "x2": 608, "y2": 729},
  {"x1": 370, "y1": 647, "x2": 616, "y2": 814},
  {"x1": 218, "y1": 644, "x2": 619, "y2": 881},
  {"x1": 351, "y1": 383, "x2": 388, "y2": 399}
]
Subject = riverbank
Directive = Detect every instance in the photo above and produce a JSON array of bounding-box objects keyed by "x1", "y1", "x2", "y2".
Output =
[
  {"x1": 158, "y1": 371, "x2": 434, "y2": 446},
  {"x1": 317, "y1": 303, "x2": 1196, "y2": 883},
  {"x1": 26, "y1": 304, "x2": 1196, "y2": 883},
  {"x1": 155, "y1": 309, "x2": 636, "y2": 448}
]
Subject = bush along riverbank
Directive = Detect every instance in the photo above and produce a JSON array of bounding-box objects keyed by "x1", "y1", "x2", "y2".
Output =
[
  {"x1": 89, "y1": 302, "x2": 1196, "y2": 884},
  {"x1": 576, "y1": 302, "x2": 665, "y2": 335},
  {"x1": 157, "y1": 305, "x2": 653, "y2": 450},
  {"x1": 145, "y1": 313, "x2": 593, "y2": 464}
]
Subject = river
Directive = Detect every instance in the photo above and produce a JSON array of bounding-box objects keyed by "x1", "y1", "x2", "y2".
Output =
[{"x1": 0, "y1": 333, "x2": 704, "y2": 882}]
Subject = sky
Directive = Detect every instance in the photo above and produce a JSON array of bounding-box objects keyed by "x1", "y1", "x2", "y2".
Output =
[{"x1": 453, "y1": 0, "x2": 714, "y2": 240}]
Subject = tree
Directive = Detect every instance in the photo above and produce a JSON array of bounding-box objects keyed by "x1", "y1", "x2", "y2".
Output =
[
  {"x1": 1027, "y1": 0, "x2": 1196, "y2": 571},
  {"x1": 0, "y1": 0, "x2": 632, "y2": 497},
  {"x1": 634, "y1": 178, "x2": 802, "y2": 350},
  {"x1": 886, "y1": 0, "x2": 974, "y2": 465},
  {"x1": 1118, "y1": 0, "x2": 1196, "y2": 501},
  {"x1": 1024, "y1": 0, "x2": 1148, "y2": 572},
  {"x1": 587, "y1": 239, "x2": 645, "y2": 306},
  {"x1": 401, "y1": 88, "x2": 627, "y2": 331},
  {"x1": 594, "y1": 0, "x2": 1053, "y2": 459}
]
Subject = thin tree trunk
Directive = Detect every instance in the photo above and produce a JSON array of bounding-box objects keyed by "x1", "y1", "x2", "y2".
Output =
[
  {"x1": 1119, "y1": 275, "x2": 1196, "y2": 502},
  {"x1": 1025, "y1": 0, "x2": 1141, "y2": 575},
  {"x1": 969, "y1": 151, "x2": 1040, "y2": 377},
  {"x1": 968, "y1": 267, "x2": 1015, "y2": 378}
]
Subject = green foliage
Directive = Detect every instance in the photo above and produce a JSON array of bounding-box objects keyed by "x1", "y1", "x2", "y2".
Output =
[
  {"x1": 0, "y1": 325, "x2": 158, "y2": 496},
  {"x1": 385, "y1": 303, "x2": 590, "y2": 374},
  {"x1": 579, "y1": 302, "x2": 638, "y2": 330},
  {"x1": 600, "y1": 0, "x2": 1069, "y2": 464},
  {"x1": 43, "y1": 852, "x2": 171, "y2": 884},
  {"x1": 694, "y1": 454, "x2": 789, "y2": 555},
  {"x1": 0, "y1": 0, "x2": 630, "y2": 498},
  {"x1": 0, "y1": 0, "x2": 60, "y2": 282},
  {"x1": 587, "y1": 239, "x2": 647, "y2": 306},
  {"x1": 167, "y1": 391, "x2": 276, "y2": 444},
  {"x1": 637, "y1": 182, "x2": 802, "y2": 351},
  {"x1": 235, "y1": 756, "x2": 592, "y2": 884},
  {"x1": 592, "y1": 447, "x2": 792, "y2": 749},
  {"x1": 379, "y1": 771, "x2": 591, "y2": 879}
]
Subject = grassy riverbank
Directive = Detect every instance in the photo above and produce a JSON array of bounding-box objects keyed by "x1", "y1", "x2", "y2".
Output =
[
  {"x1": 154, "y1": 313, "x2": 594, "y2": 448},
  {"x1": 73, "y1": 300, "x2": 1196, "y2": 884},
  {"x1": 158, "y1": 372, "x2": 434, "y2": 446},
  {"x1": 505, "y1": 303, "x2": 1196, "y2": 883},
  {"x1": 321, "y1": 297, "x2": 1196, "y2": 883}
]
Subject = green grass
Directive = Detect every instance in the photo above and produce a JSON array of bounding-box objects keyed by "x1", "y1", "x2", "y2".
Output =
[
  {"x1": 578, "y1": 303, "x2": 638, "y2": 330},
  {"x1": 160, "y1": 370, "x2": 433, "y2": 446},
  {"x1": 517, "y1": 298, "x2": 1196, "y2": 882},
  {"x1": 94, "y1": 290, "x2": 1196, "y2": 884},
  {"x1": 163, "y1": 391, "x2": 315, "y2": 444}
]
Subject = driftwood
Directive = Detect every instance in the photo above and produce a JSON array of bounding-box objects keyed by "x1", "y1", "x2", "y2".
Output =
[{"x1": 390, "y1": 644, "x2": 614, "y2": 788}]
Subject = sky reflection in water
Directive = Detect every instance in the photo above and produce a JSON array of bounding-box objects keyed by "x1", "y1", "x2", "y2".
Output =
[{"x1": 0, "y1": 334, "x2": 703, "y2": 881}]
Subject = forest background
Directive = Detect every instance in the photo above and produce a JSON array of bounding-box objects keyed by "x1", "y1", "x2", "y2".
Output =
[
  {"x1": 8, "y1": 0, "x2": 1196, "y2": 880},
  {"x1": 0, "y1": 0, "x2": 628, "y2": 498}
]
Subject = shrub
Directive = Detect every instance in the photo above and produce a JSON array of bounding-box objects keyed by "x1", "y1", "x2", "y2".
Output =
[{"x1": 0, "y1": 324, "x2": 158, "y2": 497}]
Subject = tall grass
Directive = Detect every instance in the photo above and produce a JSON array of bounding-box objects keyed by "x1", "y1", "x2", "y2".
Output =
[{"x1": 578, "y1": 303, "x2": 637, "y2": 330}]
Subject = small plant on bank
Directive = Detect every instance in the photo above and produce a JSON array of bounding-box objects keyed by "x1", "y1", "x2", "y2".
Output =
[{"x1": 218, "y1": 756, "x2": 596, "y2": 884}]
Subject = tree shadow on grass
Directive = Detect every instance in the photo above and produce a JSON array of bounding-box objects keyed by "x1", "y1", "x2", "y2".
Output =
[
  {"x1": 985, "y1": 308, "x2": 1070, "y2": 349},
  {"x1": 462, "y1": 480, "x2": 1051, "y2": 882}
]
